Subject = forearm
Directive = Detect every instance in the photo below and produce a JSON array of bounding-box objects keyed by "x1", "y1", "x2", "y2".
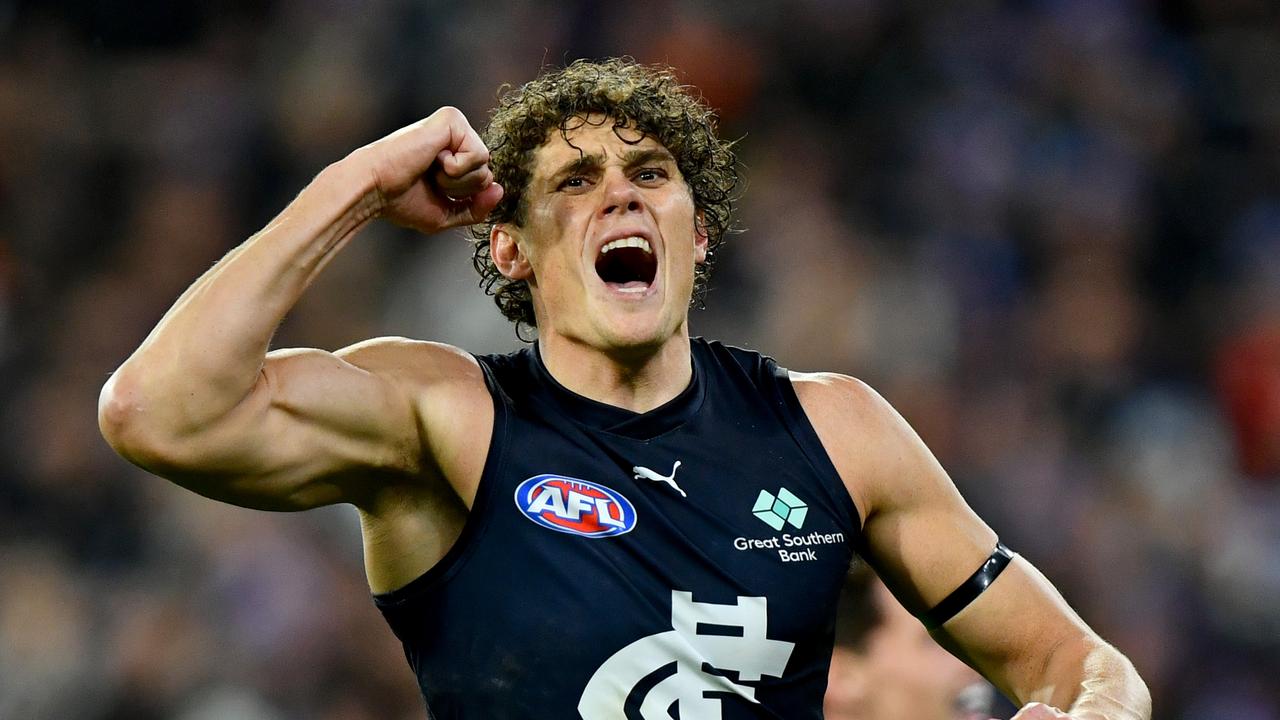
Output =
[
  {"x1": 1062, "y1": 642, "x2": 1151, "y2": 720},
  {"x1": 1012, "y1": 634, "x2": 1150, "y2": 720},
  {"x1": 921, "y1": 558, "x2": 1151, "y2": 720},
  {"x1": 103, "y1": 156, "x2": 378, "y2": 439}
]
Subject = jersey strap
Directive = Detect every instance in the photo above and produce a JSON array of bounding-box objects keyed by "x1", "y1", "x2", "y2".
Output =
[{"x1": 919, "y1": 542, "x2": 1014, "y2": 630}]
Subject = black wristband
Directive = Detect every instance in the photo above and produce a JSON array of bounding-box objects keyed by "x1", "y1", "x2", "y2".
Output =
[{"x1": 920, "y1": 542, "x2": 1014, "y2": 630}]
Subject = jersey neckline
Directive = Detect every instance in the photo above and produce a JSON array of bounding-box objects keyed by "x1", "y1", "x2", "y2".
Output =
[{"x1": 526, "y1": 338, "x2": 707, "y2": 440}]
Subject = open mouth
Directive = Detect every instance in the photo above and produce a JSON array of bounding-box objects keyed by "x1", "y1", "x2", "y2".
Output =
[{"x1": 595, "y1": 237, "x2": 658, "y2": 293}]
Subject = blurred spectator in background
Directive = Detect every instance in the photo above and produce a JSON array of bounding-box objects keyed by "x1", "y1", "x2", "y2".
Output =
[{"x1": 825, "y1": 563, "x2": 997, "y2": 720}]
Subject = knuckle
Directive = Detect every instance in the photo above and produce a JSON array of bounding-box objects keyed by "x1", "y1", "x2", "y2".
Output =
[
  {"x1": 1012, "y1": 704, "x2": 1050, "y2": 720},
  {"x1": 435, "y1": 105, "x2": 463, "y2": 119}
]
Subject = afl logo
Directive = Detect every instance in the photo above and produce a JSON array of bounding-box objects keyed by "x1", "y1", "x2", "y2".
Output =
[{"x1": 515, "y1": 474, "x2": 637, "y2": 538}]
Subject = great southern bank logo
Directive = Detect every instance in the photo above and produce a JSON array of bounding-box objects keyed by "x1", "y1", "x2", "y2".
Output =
[
  {"x1": 515, "y1": 474, "x2": 637, "y2": 538},
  {"x1": 752, "y1": 487, "x2": 808, "y2": 530}
]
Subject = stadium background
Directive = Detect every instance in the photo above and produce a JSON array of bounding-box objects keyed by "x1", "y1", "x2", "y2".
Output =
[{"x1": 2, "y1": 0, "x2": 1279, "y2": 717}]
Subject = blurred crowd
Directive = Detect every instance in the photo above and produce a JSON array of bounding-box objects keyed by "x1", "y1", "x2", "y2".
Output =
[{"x1": 2, "y1": 0, "x2": 1278, "y2": 717}]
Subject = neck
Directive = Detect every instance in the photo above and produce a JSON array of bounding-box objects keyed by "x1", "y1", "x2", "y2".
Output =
[{"x1": 537, "y1": 328, "x2": 693, "y2": 413}]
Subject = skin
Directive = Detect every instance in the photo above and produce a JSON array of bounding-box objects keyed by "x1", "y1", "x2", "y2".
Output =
[
  {"x1": 825, "y1": 581, "x2": 985, "y2": 720},
  {"x1": 98, "y1": 106, "x2": 1150, "y2": 720},
  {"x1": 488, "y1": 117, "x2": 707, "y2": 410}
]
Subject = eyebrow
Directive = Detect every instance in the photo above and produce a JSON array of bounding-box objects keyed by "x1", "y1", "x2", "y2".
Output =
[
  {"x1": 620, "y1": 147, "x2": 676, "y2": 169},
  {"x1": 547, "y1": 153, "x2": 605, "y2": 185},
  {"x1": 545, "y1": 147, "x2": 676, "y2": 186}
]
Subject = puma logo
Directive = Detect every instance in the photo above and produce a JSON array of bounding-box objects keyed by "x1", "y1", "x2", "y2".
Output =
[{"x1": 633, "y1": 460, "x2": 687, "y2": 497}]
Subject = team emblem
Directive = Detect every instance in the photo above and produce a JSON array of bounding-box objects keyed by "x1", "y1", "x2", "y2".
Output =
[
  {"x1": 579, "y1": 590, "x2": 794, "y2": 718},
  {"x1": 515, "y1": 474, "x2": 637, "y2": 538}
]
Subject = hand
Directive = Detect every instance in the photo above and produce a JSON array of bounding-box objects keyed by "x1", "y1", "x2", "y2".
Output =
[
  {"x1": 354, "y1": 106, "x2": 505, "y2": 234},
  {"x1": 1004, "y1": 702, "x2": 1076, "y2": 719}
]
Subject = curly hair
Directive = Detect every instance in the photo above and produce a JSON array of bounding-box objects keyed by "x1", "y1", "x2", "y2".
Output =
[{"x1": 468, "y1": 58, "x2": 738, "y2": 334}]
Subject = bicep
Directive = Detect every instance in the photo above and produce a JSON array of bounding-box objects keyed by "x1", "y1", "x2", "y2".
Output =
[
  {"x1": 797, "y1": 372, "x2": 997, "y2": 612},
  {"x1": 159, "y1": 344, "x2": 424, "y2": 511},
  {"x1": 857, "y1": 445, "x2": 997, "y2": 616},
  {"x1": 802, "y1": 373, "x2": 1095, "y2": 705}
]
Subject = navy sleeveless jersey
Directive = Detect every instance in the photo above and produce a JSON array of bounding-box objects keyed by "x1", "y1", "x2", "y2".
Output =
[{"x1": 374, "y1": 338, "x2": 862, "y2": 719}]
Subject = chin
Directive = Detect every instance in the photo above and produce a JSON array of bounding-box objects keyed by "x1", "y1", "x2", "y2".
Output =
[
  {"x1": 594, "y1": 316, "x2": 681, "y2": 354},
  {"x1": 598, "y1": 328, "x2": 667, "y2": 354}
]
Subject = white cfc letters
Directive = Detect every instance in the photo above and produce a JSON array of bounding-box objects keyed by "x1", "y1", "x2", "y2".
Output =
[{"x1": 578, "y1": 590, "x2": 794, "y2": 719}]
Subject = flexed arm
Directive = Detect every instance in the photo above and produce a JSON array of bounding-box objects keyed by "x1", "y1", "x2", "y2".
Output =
[{"x1": 98, "y1": 107, "x2": 503, "y2": 511}]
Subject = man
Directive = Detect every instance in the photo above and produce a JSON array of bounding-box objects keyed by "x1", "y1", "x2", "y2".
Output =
[
  {"x1": 99, "y1": 59, "x2": 1150, "y2": 719},
  {"x1": 825, "y1": 564, "x2": 995, "y2": 720}
]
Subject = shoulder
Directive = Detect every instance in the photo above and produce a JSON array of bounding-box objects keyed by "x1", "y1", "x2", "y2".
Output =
[
  {"x1": 335, "y1": 336, "x2": 486, "y2": 390},
  {"x1": 337, "y1": 337, "x2": 495, "y2": 495},
  {"x1": 335, "y1": 336, "x2": 493, "y2": 441},
  {"x1": 788, "y1": 371, "x2": 898, "y2": 433},
  {"x1": 335, "y1": 335, "x2": 478, "y2": 373},
  {"x1": 336, "y1": 333, "x2": 493, "y2": 410},
  {"x1": 787, "y1": 371, "x2": 927, "y2": 520}
]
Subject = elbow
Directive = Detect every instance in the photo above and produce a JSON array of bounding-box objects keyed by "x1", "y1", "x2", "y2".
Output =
[
  {"x1": 98, "y1": 370, "x2": 181, "y2": 468},
  {"x1": 99, "y1": 371, "x2": 148, "y2": 458}
]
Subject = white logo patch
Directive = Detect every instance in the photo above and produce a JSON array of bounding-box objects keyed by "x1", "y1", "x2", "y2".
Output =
[
  {"x1": 578, "y1": 590, "x2": 794, "y2": 719},
  {"x1": 633, "y1": 460, "x2": 687, "y2": 497}
]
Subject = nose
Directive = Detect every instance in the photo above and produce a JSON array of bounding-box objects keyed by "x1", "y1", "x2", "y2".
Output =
[{"x1": 600, "y1": 170, "x2": 644, "y2": 217}]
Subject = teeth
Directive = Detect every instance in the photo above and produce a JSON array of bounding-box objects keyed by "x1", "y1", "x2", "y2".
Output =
[{"x1": 600, "y1": 237, "x2": 652, "y2": 255}]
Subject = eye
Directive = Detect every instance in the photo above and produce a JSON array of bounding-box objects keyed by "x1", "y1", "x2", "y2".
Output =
[
  {"x1": 558, "y1": 175, "x2": 588, "y2": 191},
  {"x1": 634, "y1": 168, "x2": 667, "y2": 184}
]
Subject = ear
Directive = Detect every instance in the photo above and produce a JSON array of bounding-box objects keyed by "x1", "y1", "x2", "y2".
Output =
[
  {"x1": 491, "y1": 225, "x2": 532, "y2": 281},
  {"x1": 694, "y1": 209, "x2": 709, "y2": 265}
]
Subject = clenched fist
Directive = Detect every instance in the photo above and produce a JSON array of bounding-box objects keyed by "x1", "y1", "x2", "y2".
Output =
[{"x1": 351, "y1": 106, "x2": 504, "y2": 234}]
